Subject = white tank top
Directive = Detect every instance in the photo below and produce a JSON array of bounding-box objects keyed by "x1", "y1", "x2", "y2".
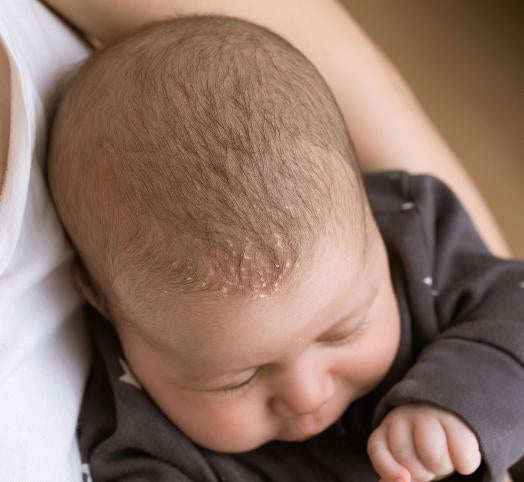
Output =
[{"x1": 0, "y1": 1, "x2": 91, "y2": 480}]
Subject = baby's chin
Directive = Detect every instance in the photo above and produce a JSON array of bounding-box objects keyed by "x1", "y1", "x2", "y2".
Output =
[
  {"x1": 191, "y1": 426, "x2": 311, "y2": 453},
  {"x1": 196, "y1": 411, "x2": 342, "y2": 454},
  {"x1": 275, "y1": 411, "x2": 340, "y2": 443},
  {"x1": 212, "y1": 424, "x2": 333, "y2": 453},
  {"x1": 193, "y1": 432, "x2": 274, "y2": 454}
]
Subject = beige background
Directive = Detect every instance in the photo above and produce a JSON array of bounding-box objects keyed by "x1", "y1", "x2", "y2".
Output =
[{"x1": 342, "y1": 0, "x2": 524, "y2": 257}]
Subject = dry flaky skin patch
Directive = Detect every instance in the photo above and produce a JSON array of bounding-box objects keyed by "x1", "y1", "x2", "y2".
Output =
[
  {"x1": 110, "y1": 222, "x2": 312, "y2": 319},
  {"x1": 234, "y1": 236, "x2": 301, "y2": 300},
  {"x1": 169, "y1": 232, "x2": 304, "y2": 301}
]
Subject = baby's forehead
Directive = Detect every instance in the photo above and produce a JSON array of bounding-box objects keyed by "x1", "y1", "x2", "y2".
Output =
[
  {"x1": 115, "y1": 212, "x2": 372, "y2": 326},
  {"x1": 125, "y1": 228, "x2": 380, "y2": 361}
]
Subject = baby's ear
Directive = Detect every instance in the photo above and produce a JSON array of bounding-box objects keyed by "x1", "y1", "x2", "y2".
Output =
[{"x1": 73, "y1": 260, "x2": 110, "y2": 318}]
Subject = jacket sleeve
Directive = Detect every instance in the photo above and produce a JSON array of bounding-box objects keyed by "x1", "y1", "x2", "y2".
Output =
[{"x1": 373, "y1": 174, "x2": 524, "y2": 481}]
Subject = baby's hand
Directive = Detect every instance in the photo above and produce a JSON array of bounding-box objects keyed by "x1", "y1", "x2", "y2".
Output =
[{"x1": 367, "y1": 403, "x2": 482, "y2": 482}]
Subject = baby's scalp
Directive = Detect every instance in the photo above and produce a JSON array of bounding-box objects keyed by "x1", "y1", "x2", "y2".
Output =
[{"x1": 48, "y1": 14, "x2": 367, "y2": 326}]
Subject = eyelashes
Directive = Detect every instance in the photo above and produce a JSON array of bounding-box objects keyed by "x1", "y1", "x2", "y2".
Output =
[
  {"x1": 320, "y1": 331, "x2": 354, "y2": 345},
  {"x1": 320, "y1": 318, "x2": 369, "y2": 346},
  {"x1": 215, "y1": 369, "x2": 260, "y2": 398}
]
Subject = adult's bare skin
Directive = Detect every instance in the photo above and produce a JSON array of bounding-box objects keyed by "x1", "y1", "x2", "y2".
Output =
[
  {"x1": 0, "y1": 42, "x2": 10, "y2": 199},
  {"x1": 39, "y1": 0, "x2": 510, "y2": 259}
]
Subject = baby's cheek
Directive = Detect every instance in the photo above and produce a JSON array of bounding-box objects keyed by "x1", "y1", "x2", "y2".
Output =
[
  {"x1": 368, "y1": 295, "x2": 401, "y2": 375},
  {"x1": 159, "y1": 390, "x2": 272, "y2": 452},
  {"x1": 347, "y1": 317, "x2": 400, "y2": 391}
]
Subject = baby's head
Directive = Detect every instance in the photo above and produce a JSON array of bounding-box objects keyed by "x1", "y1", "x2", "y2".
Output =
[{"x1": 48, "y1": 15, "x2": 400, "y2": 452}]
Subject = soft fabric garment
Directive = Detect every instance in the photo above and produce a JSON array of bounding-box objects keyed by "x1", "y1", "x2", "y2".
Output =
[
  {"x1": 78, "y1": 172, "x2": 524, "y2": 482},
  {"x1": 0, "y1": 1, "x2": 91, "y2": 480}
]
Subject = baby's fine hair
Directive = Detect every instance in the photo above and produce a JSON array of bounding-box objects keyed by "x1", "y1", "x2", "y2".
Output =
[{"x1": 48, "y1": 15, "x2": 365, "y2": 320}]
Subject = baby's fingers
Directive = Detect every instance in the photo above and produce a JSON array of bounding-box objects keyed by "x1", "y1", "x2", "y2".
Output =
[
  {"x1": 387, "y1": 416, "x2": 438, "y2": 482},
  {"x1": 368, "y1": 425, "x2": 411, "y2": 482},
  {"x1": 413, "y1": 415, "x2": 454, "y2": 478},
  {"x1": 441, "y1": 416, "x2": 482, "y2": 476}
]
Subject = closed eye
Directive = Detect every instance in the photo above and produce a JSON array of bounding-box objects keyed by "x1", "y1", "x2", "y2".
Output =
[
  {"x1": 212, "y1": 369, "x2": 260, "y2": 397},
  {"x1": 321, "y1": 331, "x2": 353, "y2": 344},
  {"x1": 319, "y1": 317, "x2": 369, "y2": 346}
]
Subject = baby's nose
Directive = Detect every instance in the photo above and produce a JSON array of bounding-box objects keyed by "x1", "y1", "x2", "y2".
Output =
[{"x1": 269, "y1": 364, "x2": 335, "y2": 418}]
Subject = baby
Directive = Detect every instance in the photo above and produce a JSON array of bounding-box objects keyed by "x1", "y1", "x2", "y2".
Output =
[{"x1": 47, "y1": 15, "x2": 523, "y2": 482}]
